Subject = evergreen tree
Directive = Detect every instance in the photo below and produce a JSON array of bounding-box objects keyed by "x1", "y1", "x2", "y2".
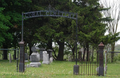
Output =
[
  {"x1": 74, "y1": 0, "x2": 111, "y2": 61},
  {"x1": 0, "y1": 0, "x2": 32, "y2": 59},
  {"x1": 0, "y1": 7, "x2": 10, "y2": 47}
]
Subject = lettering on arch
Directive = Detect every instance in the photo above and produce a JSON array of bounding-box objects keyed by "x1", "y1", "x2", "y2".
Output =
[{"x1": 23, "y1": 10, "x2": 77, "y2": 19}]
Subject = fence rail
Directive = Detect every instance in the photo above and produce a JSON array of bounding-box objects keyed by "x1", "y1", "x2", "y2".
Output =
[
  {"x1": 0, "y1": 48, "x2": 19, "y2": 72},
  {"x1": 0, "y1": 49, "x2": 19, "y2": 50},
  {"x1": 107, "y1": 51, "x2": 120, "y2": 53}
]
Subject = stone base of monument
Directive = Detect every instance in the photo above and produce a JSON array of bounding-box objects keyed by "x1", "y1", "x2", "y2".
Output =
[
  {"x1": 73, "y1": 65, "x2": 79, "y2": 75},
  {"x1": 25, "y1": 60, "x2": 29, "y2": 62},
  {"x1": 30, "y1": 62, "x2": 41, "y2": 67},
  {"x1": 42, "y1": 61, "x2": 50, "y2": 64}
]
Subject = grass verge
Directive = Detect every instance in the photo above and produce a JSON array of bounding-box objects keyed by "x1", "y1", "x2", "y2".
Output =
[{"x1": 0, "y1": 60, "x2": 120, "y2": 78}]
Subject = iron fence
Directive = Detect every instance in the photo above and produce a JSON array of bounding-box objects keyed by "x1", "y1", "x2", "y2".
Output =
[
  {"x1": 79, "y1": 51, "x2": 99, "y2": 75},
  {"x1": 0, "y1": 49, "x2": 19, "y2": 72}
]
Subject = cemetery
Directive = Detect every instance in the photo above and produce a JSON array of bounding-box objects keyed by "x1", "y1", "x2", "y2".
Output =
[
  {"x1": 0, "y1": 43, "x2": 120, "y2": 78},
  {"x1": 0, "y1": 58, "x2": 120, "y2": 78},
  {"x1": 0, "y1": 0, "x2": 120, "y2": 78}
]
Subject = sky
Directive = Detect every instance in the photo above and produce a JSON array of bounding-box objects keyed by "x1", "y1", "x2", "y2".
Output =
[{"x1": 99, "y1": 0, "x2": 120, "y2": 45}]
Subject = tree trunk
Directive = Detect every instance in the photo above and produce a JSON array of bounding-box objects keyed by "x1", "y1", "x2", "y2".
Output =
[
  {"x1": 3, "y1": 45, "x2": 8, "y2": 60},
  {"x1": 13, "y1": 45, "x2": 17, "y2": 60},
  {"x1": 47, "y1": 39, "x2": 52, "y2": 49},
  {"x1": 13, "y1": 49, "x2": 16, "y2": 60},
  {"x1": 57, "y1": 41, "x2": 64, "y2": 61},
  {"x1": 83, "y1": 45, "x2": 86, "y2": 61},
  {"x1": 86, "y1": 43, "x2": 89, "y2": 61},
  {"x1": 111, "y1": 42, "x2": 115, "y2": 62},
  {"x1": 92, "y1": 47, "x2": 94, "y2": 62},
  {"x1": 3, "y1": 50, "x2": 8, "y2": 60},
  {"x1": 72, "y1": 46, "x2": 75, "y2": 61},
  {"x1": 28, "y1": 43, "x2": 32, "y2": 56}
]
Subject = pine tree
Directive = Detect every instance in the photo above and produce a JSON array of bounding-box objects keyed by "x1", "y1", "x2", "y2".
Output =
[{"x1": 75, "y1": 0, "x2": 110, "y2": 61}]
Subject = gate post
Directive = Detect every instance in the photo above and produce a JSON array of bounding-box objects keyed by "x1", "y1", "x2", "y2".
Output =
[
  {"x1": 73, "y1": 13, "x2": 79, "y2": 75},
  {"x1": 98, "y1": 42, "x2": 104, "y2": 76},
  {"x1": 19, "y1": 41, "x2": 25, "y2": 72}
]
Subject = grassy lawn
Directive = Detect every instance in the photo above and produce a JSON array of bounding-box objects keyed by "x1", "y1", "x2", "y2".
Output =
[{"x1": 0, "y1": 60, "x2": 120, "y2": 78}]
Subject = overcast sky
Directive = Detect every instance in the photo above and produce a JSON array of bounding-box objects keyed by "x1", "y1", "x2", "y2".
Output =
[{"x1": 99, "y1": 0, "x2": 120, "y2": 45}]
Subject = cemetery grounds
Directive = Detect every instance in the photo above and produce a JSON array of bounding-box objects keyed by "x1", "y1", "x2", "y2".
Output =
[{"x1": 0, "y1": 60, "x2": 120, "y2": 78}]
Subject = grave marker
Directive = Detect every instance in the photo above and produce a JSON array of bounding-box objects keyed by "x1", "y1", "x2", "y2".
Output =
[
  {"x1": 9, "y1": 53, "x2": 12, "y2": 63},
  {"x1": 39, "y1": 48, "x2": 45, "y2": 61},
  {"x1": 42, "y1": 51, "x2": 50, "y2": 64},
  {"x1": 29, "y1": 46, "x2": 41, "y2": 67},
  {"x1": 25, "y1": 53, "x2": 29, "y2": 62}
]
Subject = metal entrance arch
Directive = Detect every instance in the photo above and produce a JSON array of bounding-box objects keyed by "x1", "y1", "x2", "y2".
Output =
[
  {"x1": 19, "y1": 10, "x2": 78, "y2": 73},
  {"x1": 21, "y1": 10, "x2": 77, "y2": 41}
]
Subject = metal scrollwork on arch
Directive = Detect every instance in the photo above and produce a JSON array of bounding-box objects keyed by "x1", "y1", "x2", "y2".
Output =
[{"x1": 23, "y1": 10, "x2": 77, "y2": 20}]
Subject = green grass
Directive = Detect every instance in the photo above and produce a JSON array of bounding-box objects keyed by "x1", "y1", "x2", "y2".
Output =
[{"x1": 0, "y1": 60, "x2": 120, "y2": 78}]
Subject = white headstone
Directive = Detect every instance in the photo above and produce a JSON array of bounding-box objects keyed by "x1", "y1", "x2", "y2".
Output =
[
  {"x1": 50, "y1": 57, "x2": 53, "y2": 63},
  {"x1": 42, "y1": 51, "x2": 50, "y2": 64},
  {"x1": 68, "y1": 54, "x2": 72, "y2": 61},
  {"x1": 30, "y1": 52, "x2": 41, "y2": 67},
  {"x1": 9, "y1": 53, "x2": 12, "y2": 63}
]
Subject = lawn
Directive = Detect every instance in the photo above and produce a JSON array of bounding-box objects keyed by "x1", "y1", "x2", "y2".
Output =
[{"x1": 0, "y1": 60, "x2": 120, "y2": 78}]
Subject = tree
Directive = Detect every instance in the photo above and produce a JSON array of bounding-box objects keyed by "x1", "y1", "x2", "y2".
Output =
[
  {"x1": 0, "y1": 7, "x2": 10, "y2": 47},
  {"x1": 0, "y1": 7, "x2": 12, "y2": 59},
  {"x1": 31, "y1": 0, "x2": 113, "y2": 61},
  {"x1": 0, "y1": 0, "x2": 32, "y2": 59},
  {"x1": 99, "y1": 0, "x2": 120, "y2": 62},
  {"x1": 23, "y1": 0, "x2": 53, "y2": 55},
  {"x1": 28, "y1": 0, "x2": 77, "y2": 60},
  {"x1": 73, "y1": 0, "x2": 108, "y2": 61}
]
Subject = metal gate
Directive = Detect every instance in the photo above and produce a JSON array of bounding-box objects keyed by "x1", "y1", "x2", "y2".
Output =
[
  {"x1": 78, "y1": 43, "x2": 105, "y2": 76},
  {"x1": 78, "y1": 51, "x2": 99, "y2": 75}
]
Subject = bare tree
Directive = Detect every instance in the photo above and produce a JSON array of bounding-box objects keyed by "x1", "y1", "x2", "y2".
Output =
[{"x1": 99, "y1": 0, "x2": 120, "y2": 62}]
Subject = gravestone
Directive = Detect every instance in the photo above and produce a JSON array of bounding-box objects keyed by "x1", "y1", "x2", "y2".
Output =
[
  {"x1": 9, "y1": 53, "x2": 12, "y2": 63},
  {"x1": 39, "y1": 48, "x2": 45, "y2": 61},
  {"x1": 35, "y1": 46, "x2": 40, "y2": 51},
  {"x1": 42, "y1": 51, "x2": 50, "y2": 64},
  {"x1": 25, "y1": 53, "x2": 29, "y2": 62},
  {"x1": 68, "y1": 54, "x2": 72, "y2": 61},
  {"x1": 50, "y1": 57, "x2": 53, "y2": 63},
  {"x1": 47, "y1": 49, "x2": 53, "y2": 63},
  {"x1": 31, "y1": 46, "x2": 37, "y2": 52},
  {"x1": 30, "y1": 46, "x2": 41, "y2": 67}
]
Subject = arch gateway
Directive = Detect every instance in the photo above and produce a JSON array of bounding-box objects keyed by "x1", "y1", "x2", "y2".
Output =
[
  {"x1": 19, "y1": 9, "x2": 79, "y2": 73},
  {"x1": 19, "y1": 9, "x2": 105, "y2": 76}
]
